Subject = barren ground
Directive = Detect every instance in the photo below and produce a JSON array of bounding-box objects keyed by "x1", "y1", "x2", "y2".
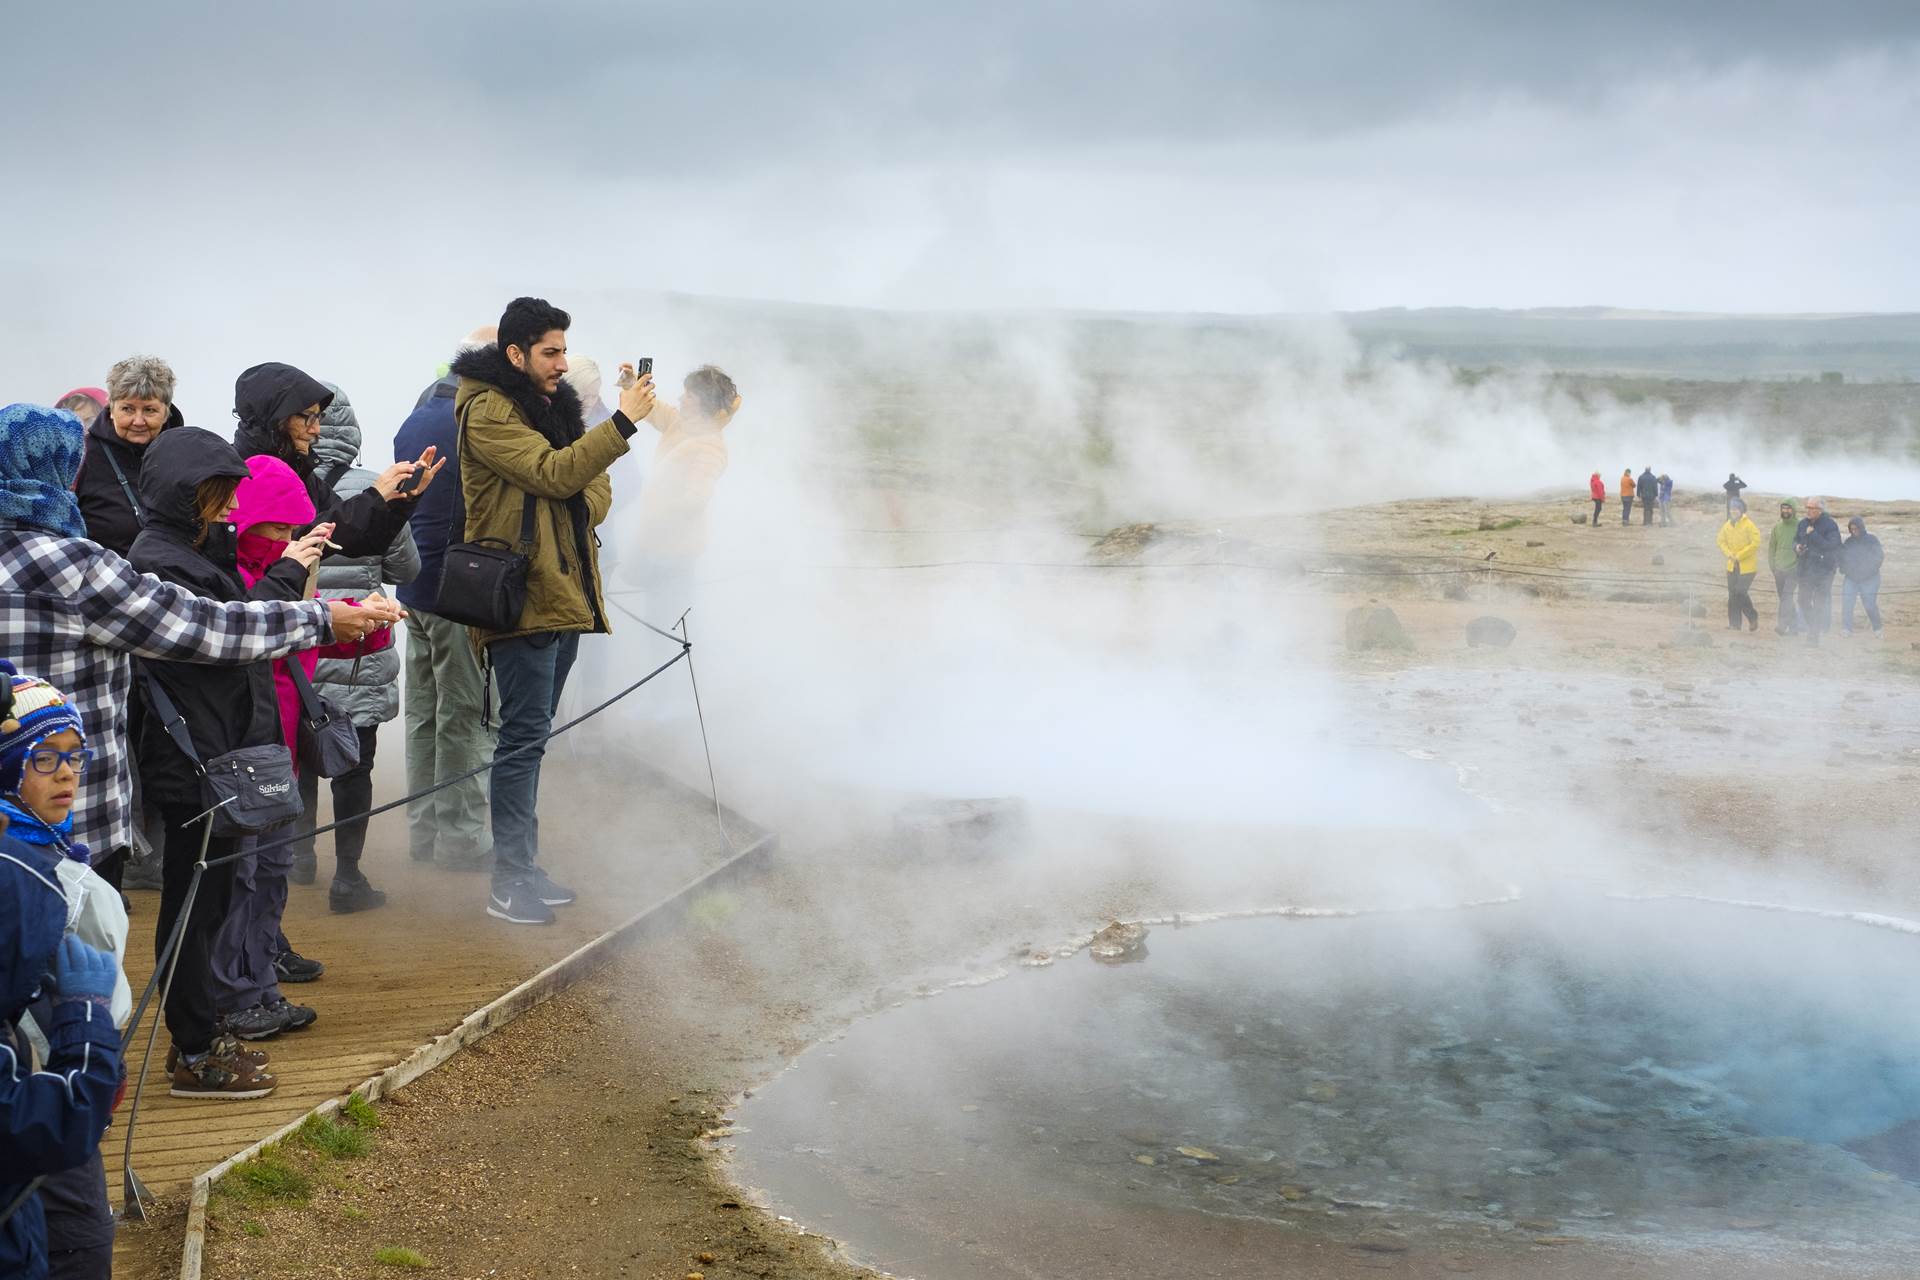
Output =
[{"x1": 175, "y1": 488, "x2": 1920, "y2": 1280}]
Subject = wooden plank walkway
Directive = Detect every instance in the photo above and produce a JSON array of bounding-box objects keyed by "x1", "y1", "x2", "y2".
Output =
[{"x1": 107, "y1": 757, "x2": 748, "y2": 1271}]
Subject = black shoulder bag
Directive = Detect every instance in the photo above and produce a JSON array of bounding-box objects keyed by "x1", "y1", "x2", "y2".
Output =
[
  {"x1": 285, "y1": 660, "x2": 362, "y2": 778},
  {"x1": 139, "y1": 672, "x2": 303, "y2": 837},
  {"x1": 432, "y1": 426, "x2": 536, "y2": 631}
]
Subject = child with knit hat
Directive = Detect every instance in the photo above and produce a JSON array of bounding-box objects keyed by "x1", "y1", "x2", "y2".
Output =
[{"x1": 0, "y1": 662, "x2": 135, "y2": 1276}]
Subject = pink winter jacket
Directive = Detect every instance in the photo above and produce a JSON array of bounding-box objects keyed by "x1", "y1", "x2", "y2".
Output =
[{"x1": 232, "y1": 455, "x2": 390, "y2": 768}]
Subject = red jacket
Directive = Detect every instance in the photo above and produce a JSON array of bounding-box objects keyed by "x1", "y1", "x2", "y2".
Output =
[{"x1": 1589, "y1": 474, "x2": 1606, "y2": 501}]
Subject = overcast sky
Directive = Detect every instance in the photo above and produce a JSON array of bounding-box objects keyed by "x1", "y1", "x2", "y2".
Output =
[{"x1": 5, "y1": 1, "x2": 1917, "y2": 330}]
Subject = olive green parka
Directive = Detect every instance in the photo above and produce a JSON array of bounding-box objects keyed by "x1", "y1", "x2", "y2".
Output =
[{"x1": 450, "y1": 343, "x2": 629, "y2": 645}]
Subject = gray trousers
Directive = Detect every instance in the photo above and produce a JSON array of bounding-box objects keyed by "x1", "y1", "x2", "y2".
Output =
[
  {"x1": 209, "y1": 836, "x2": 290, "y2": 1015},
  {"x1": 403, "y1": 608, "x2": 495, "y2": 862}
]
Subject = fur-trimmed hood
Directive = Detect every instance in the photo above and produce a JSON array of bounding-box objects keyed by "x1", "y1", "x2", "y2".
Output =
[{"x1": 449, "y1": 343, "x2": 586, "y2": 449}]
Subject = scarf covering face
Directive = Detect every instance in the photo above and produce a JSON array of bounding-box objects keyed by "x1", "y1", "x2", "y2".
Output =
[{"x1": 0, "y1": 403, "x2": 87, "y2": 538}]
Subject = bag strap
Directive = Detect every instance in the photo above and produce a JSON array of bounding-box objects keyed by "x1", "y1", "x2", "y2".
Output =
[
  {"x1": 100, "y1": 444, "x2": 146, "y2": 524},
  {"x1": 284, "y1": 658, "x2": 329, "y2": 727},
  {"x1": 318, "y1": 460, "x2": 352, "y2": 492},
  {"x1": 456, "y1": 415, "x2": 539, "y2": 555},
  {"x1": 138, "y1": 669, "x2": 206, "y2": 775}
]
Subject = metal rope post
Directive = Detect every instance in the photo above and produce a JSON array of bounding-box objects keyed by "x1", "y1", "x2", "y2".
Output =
[{"x1": 119, "y1": 800, "x2": 226, "y2": 1221}]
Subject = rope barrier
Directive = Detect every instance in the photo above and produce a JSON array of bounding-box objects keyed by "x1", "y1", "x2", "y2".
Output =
[{"x1": 113, "y1": 606, "x2": 714, "y2": 1210}]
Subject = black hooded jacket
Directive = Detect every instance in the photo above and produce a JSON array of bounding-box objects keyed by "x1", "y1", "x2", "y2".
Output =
[
  {"x1": 1795, "y1": 511, "x2": 1843, "y2": 579},
  {"x1": 231, "y1": 362, "x2": 412, "y2": 559},
  {"x1": 74, "y1": 403, "x2": 184, "y2": 556},
  {"x1": 1637, "y1": 469, "x2": 1657, "y2": 501},
  {"x1": 126, "y1": 428, "x2": 310, "y2": 804}
]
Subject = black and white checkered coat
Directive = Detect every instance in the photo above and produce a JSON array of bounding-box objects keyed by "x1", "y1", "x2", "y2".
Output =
[{"x1": 0, "y1": 524, "x2": 332, "y2": 860}]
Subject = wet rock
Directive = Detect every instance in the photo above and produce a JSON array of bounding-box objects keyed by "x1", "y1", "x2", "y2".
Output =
[
  {"x1": 1571, "y1": 513, "x2": 1588, "y2": 525},
  {"x1": 1466, "y1": 616, "x2": 1516, "y2": 648},
  {"x1": 1176, "y1": 1146, "x2": 1221, "y2": 1162},
  {"x1": 1089, "y1": 920, "x2": 1149, "y2": 964},
  {"x1": 894, "y1": 796, "x2": 1029, "y2": 860},
  {"x1": 1345, "y1": 605, "x2": 1412, "y2": 652}
]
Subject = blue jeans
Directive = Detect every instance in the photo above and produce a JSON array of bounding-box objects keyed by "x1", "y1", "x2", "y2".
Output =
[
  {"x1": 488, "y1": 631, "x2": 580, "y2": 890},
  {"x1": 1843, "y1": 574, "x2": 1882, "y2": 633}
]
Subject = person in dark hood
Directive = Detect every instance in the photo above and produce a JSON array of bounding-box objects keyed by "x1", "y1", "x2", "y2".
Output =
[
  {"x1": 128, "y1": 428, "x2": 396, "y2": 1095},
  {"x1": 1793, "y1": 496, "x2": 1843, "y2": 645},
  {"x1": 1840, "y1": 515, "x2": 1885, "y2": 637},
  {"x1": 1, "y1": 795, "x2": 123, "y2": 1280},
  {"x1": 1636, "y1": 467, "x2": 1657, "y2": 526},
  {"x1": 230, "y1": 362, "x2": 444, "y2": 560}
]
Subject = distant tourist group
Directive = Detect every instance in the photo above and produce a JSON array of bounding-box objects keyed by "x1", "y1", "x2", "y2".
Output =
[
  {"x1": 1721, "y1": 494, "x2": 1882, "y2": 645},
  {"x1": 1583, "y1": 470, "x2": 1886, "y2": 645}
]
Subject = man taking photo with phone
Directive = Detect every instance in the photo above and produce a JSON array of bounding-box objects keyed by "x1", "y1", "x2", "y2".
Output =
[{"x1": 450, "y1": 297, "x2": 654, "y2": 924}]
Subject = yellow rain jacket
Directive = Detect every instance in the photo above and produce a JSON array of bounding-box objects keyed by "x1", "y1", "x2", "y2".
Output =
[{"x1": 1717, "y1": 514, "x2": 1762, "y2": 574}]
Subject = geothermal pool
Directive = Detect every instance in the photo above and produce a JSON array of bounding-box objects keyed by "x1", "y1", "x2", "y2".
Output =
[{"x1": 732, "y1": 900, "x2": 1920, "y2": 1278}]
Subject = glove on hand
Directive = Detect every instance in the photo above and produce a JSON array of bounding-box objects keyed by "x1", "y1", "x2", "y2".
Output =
[{"x1": 47, "y1": 935, "x2": 118, "y2": 1004}]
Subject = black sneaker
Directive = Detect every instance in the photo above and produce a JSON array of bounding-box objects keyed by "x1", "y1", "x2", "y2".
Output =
[
  {"x1": 268, "y1": 998, "x2": 317, "y2": 1031},
  {"x1": 329, "y1": 874, "x2": 388, "y2": 914},
  {"x1": 531, "y1": 869, "x2": 575, "y2": 907},
  {"x1": 221, "y1": 1004, "x2": 284, "y2": 1041},
  {"x1": 487, "y1": 882, "x2": 555, "y2": 926},
  {"x1": 289, "y1": 852, "x2": 318, "y2": 886},
  {"x1": 273, "y1": 950, "x2": 325, "y2": 983}
]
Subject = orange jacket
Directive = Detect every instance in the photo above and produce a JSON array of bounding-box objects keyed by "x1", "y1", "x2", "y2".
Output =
[{"x1": 1620, "y1": 472, "x2": 1635, "y2": 498}]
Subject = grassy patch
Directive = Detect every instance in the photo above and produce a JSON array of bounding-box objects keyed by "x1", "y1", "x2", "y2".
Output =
[
  {"x1": 298, "y1": 1112, "x2": 372, "y2": 1159},
  {"x1": 241, "y1": 1220, "x2": 267, "y2": 1238},
  {"x1": 1445, "y1": 518, "x2": 1525, "y2": 534},
  {"x1": 374, "y1": 1245, "x2": 431, "y2": 1268},
  {"x1": 215, "y1": 1148, "x2": 312, "y2": 1209},
  {"x1": 343, "y1": 1091, "x2": 382, "y2": 1131}
]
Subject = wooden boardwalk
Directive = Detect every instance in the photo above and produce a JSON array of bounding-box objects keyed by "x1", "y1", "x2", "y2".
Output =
[{"x1": 107, "y1": 757, "x2": 748, "y2": 1269}]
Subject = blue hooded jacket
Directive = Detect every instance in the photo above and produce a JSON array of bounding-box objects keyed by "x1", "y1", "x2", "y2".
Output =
[
  {"x1": 1, "y1": 833, "x2": 121, "y2": 1280},
  {"x1": 393, "y1": 376, "x2": 464, "y2": 610}
]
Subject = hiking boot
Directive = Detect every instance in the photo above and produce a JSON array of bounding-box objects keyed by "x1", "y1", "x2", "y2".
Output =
[
  {"x1": 487, "y1": 882, "x2": 555, "y2": 926},
  {"x1": 328, "y1": 873, "x2": 388, "y2": 914},
  {"x1": 409, "y1": 843, "x2": 437, "y2": 863},
  {"x1": 289, "y1": 851, "x2": 317, "y2": 886},
  {"x1": 170, "y1": 1052, "x2": 276, "y2": 1100},
  {"x1": 221, "y1": 1004, "x2": 284, "y2": 1042},
  {"x1": 273, "y1": 949, "x2": 325, "y2": 983},
  {"x1": 531, "y1": 868, "x2": 575, "y2": 907},
  {"x1": 168, "y1": 1037, "x2": 269, "y2": 1074},
  {"x1": 268, "y1": 998, "x2": 317, "y2": 1032}
]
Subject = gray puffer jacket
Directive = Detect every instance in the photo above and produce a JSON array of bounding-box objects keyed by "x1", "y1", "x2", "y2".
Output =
[{"x1": 312, "y1": 385, "x2": 421, "y2": 726}]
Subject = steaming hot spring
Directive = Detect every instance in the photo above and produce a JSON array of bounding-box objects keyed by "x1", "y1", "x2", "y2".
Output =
[{"x1": 730, "y1": 896, "x2": 1920, "y2": 1278}]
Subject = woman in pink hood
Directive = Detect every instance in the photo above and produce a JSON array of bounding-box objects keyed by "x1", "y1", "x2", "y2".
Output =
[{"x1": 205, "y1": 455, "x2": 393, "y2": 1042}]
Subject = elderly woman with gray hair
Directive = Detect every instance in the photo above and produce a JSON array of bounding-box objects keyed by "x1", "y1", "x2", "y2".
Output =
[{"x1": 73, "y1": 355, "x2": 183, "y2": 558}]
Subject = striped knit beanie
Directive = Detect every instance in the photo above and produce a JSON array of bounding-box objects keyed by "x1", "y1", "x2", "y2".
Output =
[{"x1": 0, "y1": 660, "x2": 87, "y2": 794}]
